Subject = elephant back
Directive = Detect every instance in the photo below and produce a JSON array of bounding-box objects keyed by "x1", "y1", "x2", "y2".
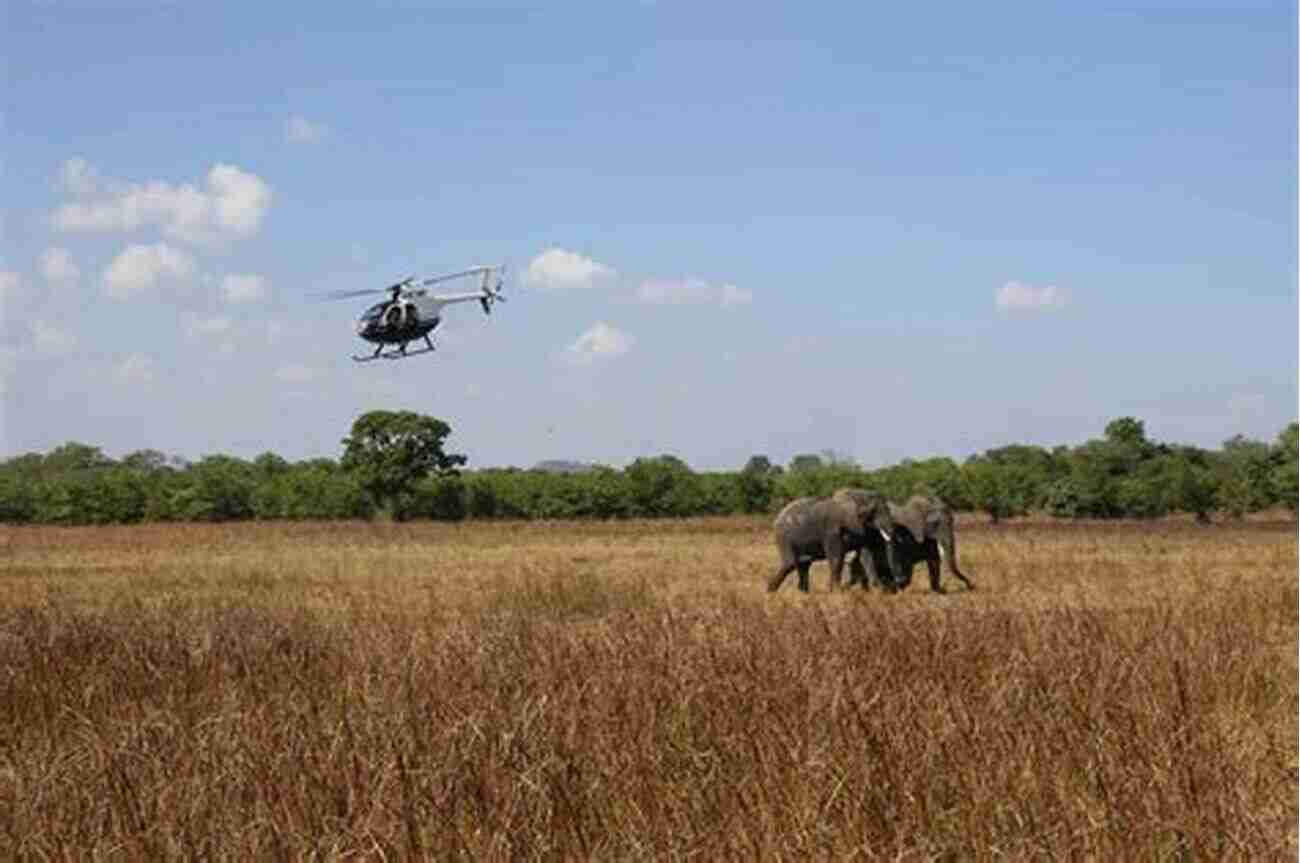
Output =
[
  {"x1": 773, "y1": 496, "x2": 817, "y2": 531},
  {"x1": 830, "y1": 487, "x2": 886, "y2": 511}
]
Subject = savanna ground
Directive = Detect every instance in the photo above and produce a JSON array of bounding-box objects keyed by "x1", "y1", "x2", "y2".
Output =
[{"x1": 1, "y1": 516, "x2": 1295, "y2": 860}]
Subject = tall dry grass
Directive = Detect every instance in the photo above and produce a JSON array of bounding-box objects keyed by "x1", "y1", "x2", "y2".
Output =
[{"x1": 1, "y1": 518, "x2": 1295, "y2": 859}]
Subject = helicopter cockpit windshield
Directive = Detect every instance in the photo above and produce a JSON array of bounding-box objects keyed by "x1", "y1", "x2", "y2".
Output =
[{"x1": 361, "y1": 303, "x2": 386, "y2": 322}]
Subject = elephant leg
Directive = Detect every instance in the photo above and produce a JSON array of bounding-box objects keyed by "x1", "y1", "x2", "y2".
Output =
[
  {"x1": 797, "y1": 560, "x2": 812, "y2": 593},
  {"x1": 767, "y1": 547, "x2": 798, "y2": 592},
  {"x1": 867, "y1": 545, "x2": 897, "y2": 592},
  {"x1": 828, "y1": 554, "x2": 848, "y2": 591},
  {"x1": 889, "y1": 543, "x2": 915, "y2": 590},
  {"x1": 927, "y1": 553, "x2": 946, "y2": 594},
  {"x1": 825, "y1": 535, "x2": 846, "y2": 591},
  {"x1": 868, "y1": 550, "x2": 895, "y2": 592},
  {"x1": 879, "y1": 553, "x2": 900, "y2": 593},
  {"x1": 848, "y1": 552, "x2": 868, "y2": 589}
]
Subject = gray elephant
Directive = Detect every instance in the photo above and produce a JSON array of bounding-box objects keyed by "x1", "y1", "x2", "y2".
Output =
[
  {"x1": 850, "y1": 495, "x2": 974, "y2": 594},
  {"x1": 768, "y1": 488, "x2": 898, "y2": 593}
]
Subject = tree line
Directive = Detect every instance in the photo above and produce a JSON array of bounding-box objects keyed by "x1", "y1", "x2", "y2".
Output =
[{"x1": 0, "y1": 412, "x2": 1294, "y2": 525}]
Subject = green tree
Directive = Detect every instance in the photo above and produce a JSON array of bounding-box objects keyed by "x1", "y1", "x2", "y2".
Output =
[
  {"x1": 975, "y1": 445, "x2": 1063, "y2": 510},
  {"x1": 407, "y1": 476, "x2": 467, "y2": 520},
  {"x1": 185, "y1": 456, "x2": 257, "y2": 521},
  {"x1": 253, "y1": 451, "x2": 291, "y2": 480},
  {"x1": 1104, "y1": 416, "x2": 1150, "y2": 451},
  {"x1": 962, "y1": 459, "x2": 1024, "y2": 523},
  {"x1": 1044, "y1": 476, "x2": 1086, "y2": 519},
  {"x1": 1216, "y1": 434, "x2": 1273, "y2": 517},
  {"x1": 340, "y1": 411, "x2": 467, "y2": 518},
  {"x1": 1156, "y1": 451, "x2": 1218, "y2": 523},
  {"x1": 905, "y1": 457, "x2": 967, "y2": 508},
  {"x1": 738, "y1": 454, "x2": 779, "y2": 513},
  {"x1": 121, "y1": 449, "x2": 173, "y2": 473},
  {"x1": 788, "y1": 453, "x2": 824, "y2": 474},
  {"x1": 43, "y1": 442, "x2": 114, "y2": 475},
  {"x1": 0, "y1": 472, "x2": 35, "y2": 522},
  {"x1": 1271, "y1": 422, "x2": 1298, "y2": 513},
  {"x1": 625, "y1": 455, "x2": 701, "y2": 517}
]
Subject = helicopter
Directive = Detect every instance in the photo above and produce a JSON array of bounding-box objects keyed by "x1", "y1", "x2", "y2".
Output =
[{"x1": 317, "y1": 264, "x2": 507, "y2": 361}]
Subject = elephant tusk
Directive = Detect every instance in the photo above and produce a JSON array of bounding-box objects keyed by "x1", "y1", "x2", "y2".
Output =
[
  {"x1": 938, "y1": 543, "x2": 946, "y2": 559},
  {"x1": 879, "y1": 528, "x2": 892, "y2": 543}
]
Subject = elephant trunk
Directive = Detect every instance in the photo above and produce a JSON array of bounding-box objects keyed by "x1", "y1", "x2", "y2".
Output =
[{"x1": 940, "y1": 532, "x2": 968, "y2": 581}]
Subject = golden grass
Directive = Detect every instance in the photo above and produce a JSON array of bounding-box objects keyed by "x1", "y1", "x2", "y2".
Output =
[{"x1": 1, "y1": 517, "x2": 1296, "y2": 859}]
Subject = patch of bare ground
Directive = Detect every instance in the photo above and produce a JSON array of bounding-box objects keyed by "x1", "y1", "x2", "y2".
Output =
[{"x1": 1, "y1": 518, "x2": 1295, "y2": 858}]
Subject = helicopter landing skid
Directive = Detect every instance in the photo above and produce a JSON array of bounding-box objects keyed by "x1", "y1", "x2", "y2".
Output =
[{"x1": 351, "y1": 345, "x2": 436, "y2": 363}]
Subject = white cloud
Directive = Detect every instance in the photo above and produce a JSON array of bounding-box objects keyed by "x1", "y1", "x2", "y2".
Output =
[
  {"x1": 30, "y1": 320, "x2": 77, "y2": 355},
  {"x1": 636, "y1": 277, "x2": 753, "y2": 308},
  {"x1": 39, "y1": 247, "x2": 80, "y2": 285},
  {"x1": 564, "y1": 321, "x2": 634, "y2": 366},
  {"x1": 221, "y1": 273, "x2": 267, "y2": 303},
  {"x1": 52, "y1": 160, "x2": 272, "y2": 245},
  {"x1": 275, "y1": 363, "x2": 319, "y2": 384},
  {"x1": 996, "y1": 280, "x2": 1070, "y2": 312},
  {"x1": 285, "y1": 114, "x2": 329, "y2": 144},
  {"x1": 525, "y1": 247, "x2": 616, "y2": 290},
  {"x1": 208, "y1": 164, "x2": 271, "y2": 236},
  {"x1": 103, "y1": 243, "x2": 196, "y2": 299},
  {"x1": 112, "y1": 353, "x2": 155, "y2": 387},
  {"x1": 183, "y1": 313, "x2": 233, "y2": 342}
]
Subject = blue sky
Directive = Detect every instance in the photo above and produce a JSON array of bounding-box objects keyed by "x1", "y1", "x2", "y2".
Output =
[{"x1": 3, "y1": 1, "x2": 1296, "y2": 470}]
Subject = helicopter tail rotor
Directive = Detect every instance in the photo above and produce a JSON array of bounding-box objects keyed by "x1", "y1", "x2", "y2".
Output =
[{"x1": 478, "y1": 263, "x2": 507, "y2": 316}]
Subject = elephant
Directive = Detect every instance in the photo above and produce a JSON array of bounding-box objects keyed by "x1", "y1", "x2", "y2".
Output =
[
  {"x1": 768, "y1": 488, "x2": 899, "y2": 593},
  {"x1": 849, "y1": 495, "x2": 974, "y2": 594}
]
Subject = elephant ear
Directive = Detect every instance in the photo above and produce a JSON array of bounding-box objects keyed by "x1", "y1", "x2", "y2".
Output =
[
  {"x1": 830, "y1": 488, "x2": 872, "y2": 526},
  {"x1": 924, "y1": 507, "x2": 946, "y2": 540},
  {"x1": 892, "y1": 503, "x2": 927, "y2": 542}
]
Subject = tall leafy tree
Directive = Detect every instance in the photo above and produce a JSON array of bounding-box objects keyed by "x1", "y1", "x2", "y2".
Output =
[
  {"x1": 788, "y1": 453, "x2": 825, "y2": 474},
  {"x1": 1271, "y1": 422, "x2": 1299, "y2": 511},
  {"x1": 340, "y1": 411, "x2": 466, "y2": 517},
  {"x1": 738, "y1": 454, "x2": 779, "y2": 513},
  {"x1": 1217, "y1": 434, "x2": 1274, "y2": 516},
  {"x1": 1104, "y1": 416, "x2": 1150, "y2": 452},
  {"x1": 962, "y1": 458, "x2": 1023, "y2": 523},
  {"x1": 624, "y1": 455, "x2": 701, "y2": 517}
]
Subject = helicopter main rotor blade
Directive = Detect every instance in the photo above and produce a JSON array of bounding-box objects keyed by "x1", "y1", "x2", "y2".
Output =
[
  {"x1": 310, "y1": 287, "x2": 392, "y2": 301},
  {"x1": 311, "y1": 276, "x2": 414, "y2": 302},
  {"x1": 420, "y1": 265, "x2": 500, "y2": 288}
]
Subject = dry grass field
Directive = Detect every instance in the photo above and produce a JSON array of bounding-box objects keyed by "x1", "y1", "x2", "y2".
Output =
[{"x1": 1, "y1": 516, "x2": 1296, "y2": 859}]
